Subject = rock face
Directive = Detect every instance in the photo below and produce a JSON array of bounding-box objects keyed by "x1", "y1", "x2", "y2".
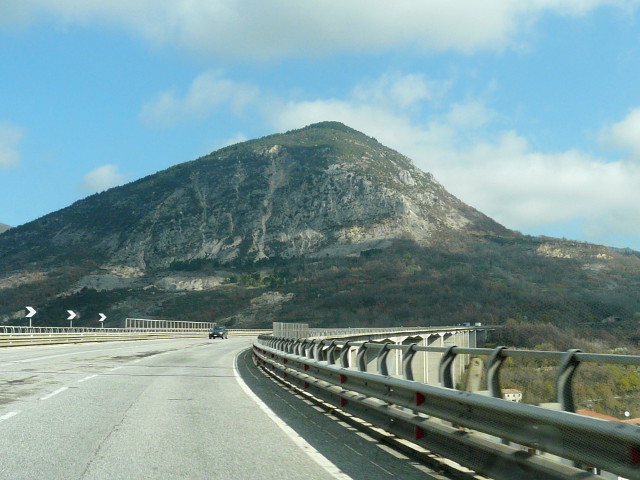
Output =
[
  {"x1": 0, "y1": 224, "x2": 11, "y2": 234},
  {"x1": 0, "y1": 122, "x2": 508, "y2": 272}
]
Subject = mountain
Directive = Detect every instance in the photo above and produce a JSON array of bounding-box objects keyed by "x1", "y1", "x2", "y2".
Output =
[
  {"x1": 0, "y1": 122, "x2": 507, "y2": 270},
  {"x1": 0, "y1": 223, "x2": 11, "y2": 234},
  {"x1": 1, "y1": 122, "x2": 639, "y2": 332}
]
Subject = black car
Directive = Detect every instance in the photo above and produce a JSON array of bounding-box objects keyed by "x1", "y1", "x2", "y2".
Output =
[{"x1": 209, "y1": 325, "x2": 228, "y2": 339}]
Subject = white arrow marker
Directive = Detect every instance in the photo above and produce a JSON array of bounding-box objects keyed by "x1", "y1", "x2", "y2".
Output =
[
  {"x1": 25, "y1": 306, "x2": 37, "y2": 328},
  {"x1": 98, "y1": 313, "x2": 107, "y2": 322},
  {"x1": 67, "y1": 310, "x2": 77, "y2": 320}
]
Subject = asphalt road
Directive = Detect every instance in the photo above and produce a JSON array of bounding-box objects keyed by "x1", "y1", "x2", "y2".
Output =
[{"x1": 0, "y1": 338, "x2": 451, "y2": 480}]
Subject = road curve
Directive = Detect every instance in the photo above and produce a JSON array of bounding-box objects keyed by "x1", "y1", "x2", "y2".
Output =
[{"x1": 0, "y1": 338, "x2": 447, "y2": 479}]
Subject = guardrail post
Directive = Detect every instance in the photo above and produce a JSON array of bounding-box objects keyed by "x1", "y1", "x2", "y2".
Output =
[
  {"x1": 286, "y1": 339, "x2": 295, "y2": 354},
  {"x1": 326, "y1": 340, "x2": 338, "y2": 365},
  {"x1": 487, "y1": 346, "x2": 508, "y2": 398},
  {"x1": 301, "y1": 340, "x2": 311, "y2": 358},
  {"x1": 356, "y1": 343, "x2": 369, "y2": 372},
  {"x1": 377, "y1": 343, "x2": 391, "y2": 376},
  {"x1": 310, "y1": 340, "x2": 320, "y2": 360},
  {"x1": 339, "y1": 341, "x2": 352, "y2": 368},
  {"x1": 402, "y1": 344, "x2": 418, "y2": 381},
  {"x1": 557, "y1": 349, "x2": 581, "y2": 413},
  {"x1": 439, "y1": 346, "x2": 457, "y2": 389}
]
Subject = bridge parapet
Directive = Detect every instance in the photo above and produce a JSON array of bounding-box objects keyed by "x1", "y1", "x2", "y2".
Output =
[{"x1": 270, "y1": 323, "x2": 495, "y2": 385}]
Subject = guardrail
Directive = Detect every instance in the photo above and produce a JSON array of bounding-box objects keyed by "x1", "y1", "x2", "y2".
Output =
[
  {"x1": 0, "y1": 327, "x2": 272, "y2": 347},
  {"x1": 307, "y1": 325, "x2": 490, "y2": 339},
  {"x1": 254, "y1": 335, "x2": 640, "y2": 480}
]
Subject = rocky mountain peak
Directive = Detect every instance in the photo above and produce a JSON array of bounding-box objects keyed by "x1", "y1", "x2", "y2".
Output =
[{"x1": 0, "y1": 122, "x2": 508, "y2": 271}]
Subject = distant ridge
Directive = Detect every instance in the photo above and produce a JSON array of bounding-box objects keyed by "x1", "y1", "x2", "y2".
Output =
[{"x1": 0, "y1": 223, "x2": 11, "y2": 234}]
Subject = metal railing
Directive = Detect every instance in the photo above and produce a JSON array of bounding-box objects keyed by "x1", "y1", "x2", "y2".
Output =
[
  {"x1": 0, "y1": 327, "x2": 272, "y2": 347},
  {"x1": 274, "y1": 325, "x2": 492, "y2": 340},
  {"x1": 254, "y1": 335, "x2": 640, "y2": 480}
]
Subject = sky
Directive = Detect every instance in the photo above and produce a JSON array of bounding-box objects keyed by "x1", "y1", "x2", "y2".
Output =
[{"x1": 1, "y1": 1, "x2": 640, "y2": 250}]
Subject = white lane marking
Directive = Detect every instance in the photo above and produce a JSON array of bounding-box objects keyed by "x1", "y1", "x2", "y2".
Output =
[
  {"x1": 40, "y1": 387, "x2": 68, "y2": 401},
  {"x1": 233, "y1": 351, "x2": 353, "y2": 480},
  {"x1": 0, "y1": 411, "x2": 20, "y2": 421},
  {"x1": 109, "y1": 366, "x2": 123, "y2": 372},
  {"x1": 78, "y1": 374, "x2": 98, "y2": 383}
]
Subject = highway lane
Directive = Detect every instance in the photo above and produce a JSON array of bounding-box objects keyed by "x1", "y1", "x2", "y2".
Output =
[{"x1": 0, "y1": 338, "x2": 455, "y2": 480}]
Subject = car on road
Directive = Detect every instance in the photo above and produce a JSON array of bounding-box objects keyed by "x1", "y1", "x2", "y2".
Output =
[{"x1": 209, "y1": 325, "x2": 228, "y2": 339}]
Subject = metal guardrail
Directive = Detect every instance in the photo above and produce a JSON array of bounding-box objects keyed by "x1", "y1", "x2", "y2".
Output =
[
  {"x1": 0, "y1": 327, "x2": 272, "y2": 347},
  {"x1": 254, "y1": 336, "x2": 640, "y2": 480},
  {"x1": 307, "y1": 325, "x2": 490, "y2": 339}
]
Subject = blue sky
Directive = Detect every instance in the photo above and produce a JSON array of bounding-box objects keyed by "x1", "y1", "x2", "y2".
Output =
[{"x1": 1, "y1": 1, "x2": 640, "y2": 250}]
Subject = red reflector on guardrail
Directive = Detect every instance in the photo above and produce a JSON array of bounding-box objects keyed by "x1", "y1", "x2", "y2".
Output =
[
  {"x1": 304, "y1": 382, "x2": 309, "y2": 389},
  {"x1": 340, "y1": 374, "x2": 347, "y2": 384},
  {"x1": 630, "y1": 446, "x2": 640, "y2": 465},
  {"x1": 415, "y1": 426, "x2": 424, "y2": 440},
  {"x1": 304, "y1": 364, "x2": 309, "y2": 371},
  {"x1": 416, "y1": 392, "x2": 425, "y2": 406},
  {"x1": 340, "y1": 398, "x2": 347, "y2": 407}
]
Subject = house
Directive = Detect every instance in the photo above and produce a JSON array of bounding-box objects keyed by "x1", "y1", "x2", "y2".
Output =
[{"x1": 502, "y1": 389, "x2": 522, "y2": 402}]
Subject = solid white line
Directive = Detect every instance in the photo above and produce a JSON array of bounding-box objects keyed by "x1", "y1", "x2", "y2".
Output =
[
  {"x1": 40, "y1": 387, "x2": 68, "y2": 401},
  {"x1": 78, "y1": 374, "x2": 98, "y2": 383},
  {"x1": 233, "y1": 351, "x2": 353, "y2": 480},
  {"x1": 0, "y1": 411, "x2": 20, "y2": 421}
]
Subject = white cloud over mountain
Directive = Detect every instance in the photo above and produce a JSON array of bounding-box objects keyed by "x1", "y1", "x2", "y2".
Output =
[
  {"x1": 599, "y1": 107, "x2": 640, "y2": 160},
  {"x1": 139, "y1": 71, "x2": 259, "y2": 127},
  {"x1": 81, "y1": 164, "x2": 126, "y2": 193},
  {"x1": 0, "y1": 123, "x2": 24, "y2": 169}
]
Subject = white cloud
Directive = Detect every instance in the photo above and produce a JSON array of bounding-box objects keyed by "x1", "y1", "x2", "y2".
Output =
[
  {"x1": 222, "y1": 133, "x2": 249, "y2": 148},
  {"x1": 139, "y1": 71, "x2": 259, "y2": 127},
  {"x1": 81, "y1": 164, "x2": 126, "y2": 193},
  {"x1": 443, "y1": 134, "x2": 640, "y2": 232},
  {"x1": 0, "y1": 123, "x2": 24, "y2": 169},
  {"x1": 446, "y1": 101, "x2": 493, "y2": 129},
  {"x1": 352, "y1": 73, "x2": 449, "y2": 111},
  {"x1": 599, "y1": 107, "x2": 640, "y2": 160},
  {"x1": 2, "y1": 1, "x2": 637, "y2": 59}
]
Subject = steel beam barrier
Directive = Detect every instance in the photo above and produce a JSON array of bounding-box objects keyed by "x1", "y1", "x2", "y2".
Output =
[{"x1": 254, "y1": 341, "x2": 640, "y2": 479}]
